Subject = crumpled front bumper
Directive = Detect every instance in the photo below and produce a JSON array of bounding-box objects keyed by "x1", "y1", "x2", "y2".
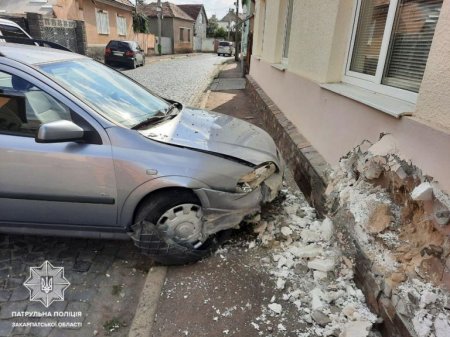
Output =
[{"x1": 194, "y1": 170, "x2": 283, "y2": 237}]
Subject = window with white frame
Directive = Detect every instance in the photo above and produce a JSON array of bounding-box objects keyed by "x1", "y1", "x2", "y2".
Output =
[
  {"x1": 180, "y1": 28, "x2": 185, "y2": 42},
  {"x1": 346, "y1": 0, "x2": 443, "y2": 101},
  {"x1": 96, "y1": 9, "x2": 109, "y2": 35},
  {"x1": 116, "y1": 15, "x2": 127, "y2": 36},
  {"x1": 282, "y1": 0, "x2": 294, "y2": 63}
]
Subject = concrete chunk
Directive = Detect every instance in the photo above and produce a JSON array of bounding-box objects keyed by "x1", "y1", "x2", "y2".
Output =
[
  {"x1": 308, "y1": 258, "x2": 336, "y2": 272},
  {"x1": 339, "y1": 321, "x2": 372, "y2": 337},
  {"x1": 411, "y1": 182, "x2": 433, "y2": 201}
]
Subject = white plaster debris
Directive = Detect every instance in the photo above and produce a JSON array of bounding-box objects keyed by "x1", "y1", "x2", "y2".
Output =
[
  {"x1": 307, "y1": 258, "x2": 336, "y2": 273},
  {"x1": 241, "y1": 188, "x2": 379, "y2": 336},
  {"x1": 411, "y1": 182, "x2": 434, "y2": 201},
  {"x1": 268, "y1": 303, "x2": 282, "y2": 314}
]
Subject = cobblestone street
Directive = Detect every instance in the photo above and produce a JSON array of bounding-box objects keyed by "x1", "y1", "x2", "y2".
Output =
[
  {"x1": 123, "y1": 54, "x2": 230, "y2": 105},
  {"x1": 0, "y1": 53, "x2": 228, "y2": 337}
]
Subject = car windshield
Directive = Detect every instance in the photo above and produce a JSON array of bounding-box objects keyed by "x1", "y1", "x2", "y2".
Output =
[{"x1": 39, "y1": 59, "x2": 169, "y2": 128}]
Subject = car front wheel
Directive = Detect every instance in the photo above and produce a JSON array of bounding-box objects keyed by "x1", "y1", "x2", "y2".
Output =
[{"x1": 131, "y1": 190, "x2": 228, "y2": 265}]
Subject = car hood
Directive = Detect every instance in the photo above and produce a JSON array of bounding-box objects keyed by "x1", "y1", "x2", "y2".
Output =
[{"x1": 140, "y1": 108, "x2": 279, "y2": 166}]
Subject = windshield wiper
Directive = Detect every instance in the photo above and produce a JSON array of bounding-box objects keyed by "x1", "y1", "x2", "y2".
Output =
[
  {"x1": 131, "y1": 112, "x2": 166, "y2": 130},
  {"x1": 131, "y1": 103, "x2": 181, "y2": 130}
]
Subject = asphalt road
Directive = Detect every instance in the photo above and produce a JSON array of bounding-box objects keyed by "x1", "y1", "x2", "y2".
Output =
[{"x1": 123, "y1": 53, "x2": 231, "y2": 106}]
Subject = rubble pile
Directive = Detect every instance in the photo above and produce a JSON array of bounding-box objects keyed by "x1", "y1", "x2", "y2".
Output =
[
  {"x1": 247, "y1": 190, "x2": 378, "y2": 337},
  {"x1": 326, "y1": 134, "x2": 450, "y2": 336}
]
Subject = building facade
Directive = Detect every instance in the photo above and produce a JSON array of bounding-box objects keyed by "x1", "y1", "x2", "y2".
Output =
[
  {"x1": 138, "y1": 2, "x2": 194, "y2": 54},
  {"x1": 0, "y1": 0, "x2": 135, "y2": 58},
  {"x1": 178, "y1": 4, "x2": 208, "y2": 52},
  {"x1": 250, "y1": 0, "x2": 450, "y2": 194}
]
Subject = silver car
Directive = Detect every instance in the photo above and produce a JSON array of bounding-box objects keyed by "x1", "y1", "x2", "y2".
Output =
[{"x1": 0, "y1": 43, "x2": 283, "y2": 265}]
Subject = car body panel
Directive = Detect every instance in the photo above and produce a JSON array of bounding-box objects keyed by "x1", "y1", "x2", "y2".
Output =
[
  {"x1": 0, "y1": 19, "x2": 32, "y2": 42},
  {"x1": 140, "y1": 108, "x2": 279, "y2": 166}
]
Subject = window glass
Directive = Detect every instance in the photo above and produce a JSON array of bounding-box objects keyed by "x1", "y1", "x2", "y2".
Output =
[
  {"x1": 382, "y1": 0, "x2": 443, "y2": 92},
  {"x1": 283, "y1": 0, "x2": 294, "y2": 59},
  {"x1": 0, "y1": 71, "x2": 72, "y2": 136},
  {"x1": 350, "y1": 0, "x2": 390, "y2": 75},
  {"x1": 180, "y1": 28, "x2": 185, "y2": 41},
  {"x1": 39, "y1": 59, "x2": 169, "y2": 129},
  {"x1": 0, "y1": 24, "x2": 29, "y2": 39}
]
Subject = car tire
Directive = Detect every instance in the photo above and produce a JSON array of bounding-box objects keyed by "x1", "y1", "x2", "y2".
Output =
[
  {"x1": 142, "y1": 57, "x2": 145, "y2": 66},
  {"x1": 131, "y1": 60, "x2": 137, "y2": 69},
  {"x1": 131, "y1": 189, "x2": 229, "y2": 265}
]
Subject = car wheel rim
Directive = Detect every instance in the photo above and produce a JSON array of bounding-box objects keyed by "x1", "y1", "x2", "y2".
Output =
[{"x1": 157, "y1": 203, "x2": 204, "y2": 246}]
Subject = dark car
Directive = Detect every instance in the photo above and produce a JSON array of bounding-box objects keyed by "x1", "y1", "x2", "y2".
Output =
[{"x1": 104, "y1": 40, "x2": 145, "y2": 69}]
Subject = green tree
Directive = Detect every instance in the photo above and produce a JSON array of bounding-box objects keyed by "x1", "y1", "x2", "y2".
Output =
[
  {"x1": 207, "y1": 15, "x2": 219, "y2": 37},
  {"x1": 133, "y1": 11, "x2": 149, "y2": 33},
  {"x1": 214, "y1": 27, "x2": 228, "y2": 39}
]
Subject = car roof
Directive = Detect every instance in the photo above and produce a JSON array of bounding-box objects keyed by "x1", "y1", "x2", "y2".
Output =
[
  {"x1": 0, "y1": 19, "x2": 23, "y2": 28},
  {"x1": 0, "y1": 43, "x2": 86, "y2": 65}
]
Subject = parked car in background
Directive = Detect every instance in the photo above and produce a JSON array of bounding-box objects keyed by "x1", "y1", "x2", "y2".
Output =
[
  {"x1": 217, "y1": 41, "x2": 234, "y2": 57},
  {"x1": 0, "y1": 19, "x2": 33, "y2": 43},
  {"x1": 0, "y1": 43, "x2": 283, "y2": 265},
  {"x1": 104, "y1": 40, "x2": 145, "y2": 69}
]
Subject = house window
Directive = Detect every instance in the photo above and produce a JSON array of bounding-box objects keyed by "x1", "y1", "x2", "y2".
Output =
[
  {"x1": 96, "y1": 9, "x2": 109, "y2": 35},
  {"x1": 180, "y1": 28, "x2": 185, "y2": 41},
  {"x1": 346, "y1": 0, "x2": 443, "y2": 101},
  {"x1": 116, "y1": 15, "x2": 127, "y2": 36},
  {"x1": 187, "y1": 29, "x2": 191, "y2": 42},
  {"x1": 282, "y1": 0, "x2": 294, "y2": 62}
]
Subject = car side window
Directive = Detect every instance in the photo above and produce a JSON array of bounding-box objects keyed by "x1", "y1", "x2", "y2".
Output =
[
  {"x1": 0, "y1": 70, "x2": 72, "y2": 137},
  {"x1": 0, "y1": 24, "x2": 29, "y2": 39}
]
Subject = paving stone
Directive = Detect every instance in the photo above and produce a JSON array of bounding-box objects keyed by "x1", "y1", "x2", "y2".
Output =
[
  {"x1": 0, "y1": 301, "x2": 27, "y2": 319},
  {"x1": 72, "y1": 260, "x2": 92, "y2": 273},
  {"x1": 0, "y1": 320, "x2": 13, "y2": 337},
  {"x1": 0, "y1": 290, "x2": 12, "y2": 302},
  {"x1": 9, "y1": 287, "x2": 29, "y2": 302}
]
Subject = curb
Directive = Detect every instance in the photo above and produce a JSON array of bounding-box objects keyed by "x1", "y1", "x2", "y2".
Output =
[
  {"x1": 128, "y1": 266, "x2": 167, "y2": 337},
  {"x1": 246, "y1": 75, "x2": 331, "y2": 216}
]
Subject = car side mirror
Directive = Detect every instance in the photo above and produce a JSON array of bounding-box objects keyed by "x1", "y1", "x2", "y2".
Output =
[{"x1": 36, "y1": 120, "x2": 84, "y2": 143}]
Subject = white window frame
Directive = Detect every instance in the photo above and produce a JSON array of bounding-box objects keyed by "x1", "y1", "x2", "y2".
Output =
[
  {"x1": 116, "y1": 15, "x2": 127, "y2": 36},
  {"x1": 281, "y1": 0, "x2": 294, "y2": 65},
  {"x1": 96, "y1": 9, "x2": 109, "y2": 35},
  {"x1": 344, "y1": 0, "x2": 419, "y2": 103}
]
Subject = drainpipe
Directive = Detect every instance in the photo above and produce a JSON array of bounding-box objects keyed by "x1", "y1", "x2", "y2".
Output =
[{"x1": 157, "y1": 0, "x2": 162, "y2": 55}]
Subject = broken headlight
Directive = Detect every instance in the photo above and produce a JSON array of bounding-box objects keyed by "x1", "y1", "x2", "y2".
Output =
[{"x1": 236, "y1": 162, "x2": 277, "y2": 193}]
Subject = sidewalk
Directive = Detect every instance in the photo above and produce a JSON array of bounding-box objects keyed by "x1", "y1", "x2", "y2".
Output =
[{"x1": 145, "y1": 62, "x2": 307, "y2": 337}]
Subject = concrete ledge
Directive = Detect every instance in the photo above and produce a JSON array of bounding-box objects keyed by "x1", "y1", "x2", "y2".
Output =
[{"x1": 246, "y1": 74, "x2": 331, "y2": 216}]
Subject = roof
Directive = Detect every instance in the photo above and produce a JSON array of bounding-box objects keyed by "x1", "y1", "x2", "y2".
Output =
[
  {"x1": 111, "y1": 0, "x2": 134, "y2": 7},
  {"x1": 0, "y1": 43, "x2": 85, "y2": 65},
  {"x1": 220, "y1": 11, "x2": 245, "y2": 22},
  {"x1": 177, "y1": 4, "x2": 204, "y2": 20},
  {"x1": 138, "y1": 2, "x2": 195, "y2": 21}
]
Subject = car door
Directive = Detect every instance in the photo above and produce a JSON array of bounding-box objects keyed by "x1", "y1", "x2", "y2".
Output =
[{"x1": 0, "y1": 66, "x2": 118, "y2": 227}]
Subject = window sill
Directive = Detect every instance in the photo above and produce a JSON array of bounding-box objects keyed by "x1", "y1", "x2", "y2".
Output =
[
  {"x1": 271, "y1": 63, "x2": 287, "y2": 72},
  {"x1": 320, "y1": 82, "x2": 415, "y2": 118}
]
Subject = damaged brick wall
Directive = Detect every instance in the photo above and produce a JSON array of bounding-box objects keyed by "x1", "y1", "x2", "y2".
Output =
[{"x1": 328, "y1": 135, "x2": 450, "y2": 337}]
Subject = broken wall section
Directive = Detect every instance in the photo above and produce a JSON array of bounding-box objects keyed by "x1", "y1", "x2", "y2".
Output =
[{"x1": 327, "y1": 134, "x2": 450, "y2": 337}]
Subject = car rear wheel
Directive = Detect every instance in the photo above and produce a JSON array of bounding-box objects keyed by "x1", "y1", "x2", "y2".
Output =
[{"x1": 131, "y1": 190, "x2": 229, "y2": 265}]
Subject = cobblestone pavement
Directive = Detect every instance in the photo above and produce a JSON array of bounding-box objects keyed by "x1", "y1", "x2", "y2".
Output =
[
  {"x1": 123, "y1": 54, "x2": 231, "y2": 105},
  {"x1": 0, "y1": 235, "x2": 152, "y2": 337},
  {"x1": 0, "y1": 53, "x2": 228, "y2": 337}
]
